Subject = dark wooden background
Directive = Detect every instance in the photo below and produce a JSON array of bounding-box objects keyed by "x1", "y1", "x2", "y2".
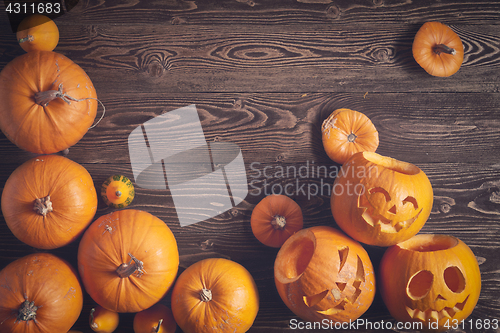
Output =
[{"x1": 1, "y1": 0, "x2": 499, "y2": 332}]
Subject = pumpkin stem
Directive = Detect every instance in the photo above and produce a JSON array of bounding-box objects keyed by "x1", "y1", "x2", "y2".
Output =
[
  {"x1": 153, "y1": 319, "x2": 163, "y2": 333},
  {"x1": 347, "y1": 133, "x2": 357, "y2": 142},
  {"x1": 89, "y1": 308, "x2": 98, "y2": 329},
  {"x1": 433, "y1": 44, "x2": 456, "y2": 55},
  {"x1": 33, "y1": 195, "x2": 53, "y2": 216},
  {"x1": 17, "y1": 300, "x2": 38, "y2": 322},
  {"x1": 116, "y1": 253, "x2": 146, "y2": 278},
  {"x1": 200, "y1": 288, "x2": 213, "y2": 302},
  {"x1": 115, "y1": 190, "x2": 122, "y2": 198},
  {"x1": 34, "y1": 83, "x2": 106, "y2": 130},
  {"x1": 18, "y1": 35, "x2": 34, "y2": 44},
  {"x1": 271, "y1": 215, "x2": 287, "y2": 230}
]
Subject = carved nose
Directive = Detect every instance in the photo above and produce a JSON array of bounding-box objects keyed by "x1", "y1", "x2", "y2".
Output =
[{"x1": 435, "y1": 294, "x2": 447, "y2": 302}]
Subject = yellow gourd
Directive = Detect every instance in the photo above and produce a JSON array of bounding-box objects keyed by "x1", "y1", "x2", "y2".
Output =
[{"x1": 101, "y1": 175, "x2": 135, "y2": 208}]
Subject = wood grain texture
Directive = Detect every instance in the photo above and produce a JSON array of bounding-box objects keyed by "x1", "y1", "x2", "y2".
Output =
[{"x1": 0, "y1": 0, "x2": 499, "y2": 332}]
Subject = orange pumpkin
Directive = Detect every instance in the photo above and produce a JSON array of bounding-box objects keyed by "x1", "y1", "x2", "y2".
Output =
[
  {"x1": 322, "y1": 108, "x2": 379, "y2": 165},
  {"x1": 331, "y1": 151, "x2": 433, "y2": 247},
  {"x1": 77, "y1": 209, "x2": 179, "y2": 313},
  {"x1": 90, "y1": 305, "x2": 120, "y2": 333},
  {"x1": 251, "y1": 194, "x2": 303, "y2": 248},
  {"x1": 171, "y1": 258, "x2": 259, "y2": 333},
  {"x1": 274, "y1": 226, "x2": 376, "y2": 323},
  {"x1": 133, "y1": 303, "x2": 177, "y2": 333},
  {"x1": 16, "y1": 14, "x2": 59, "y2": 52},
  {"x1": 0, "y1": 51, "x2": 98, "y2": 154},
  {"x1": 412, "y1": 22, "x2": 464, "y2": 77},
  {"x1": 1, "y1": 154, "x2": 98, "y2": 249},
  {"x1": 0, "y1": 253, "x2": 83, "y2": 333},
  {"x1": 379, "y1": 234, "x2": 481, "y2": 332}
]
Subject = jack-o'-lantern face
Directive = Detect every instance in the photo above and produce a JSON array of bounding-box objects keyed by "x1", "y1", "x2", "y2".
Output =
[
  {"x1": 405, "y1": 266, "x2": 469, "y2": 322},
  {"x1": 379, "y1": 234, "x2": 481, "y2": 332},
  {"x1": 358, "y1": 186, "x2": 422, "y2": 233},
  {"x1": 331, "y1": 152, "x2": 434, "y2": 247},
  {"x1": 274, "y1": 226, "x2": 376, "y2": 323}
]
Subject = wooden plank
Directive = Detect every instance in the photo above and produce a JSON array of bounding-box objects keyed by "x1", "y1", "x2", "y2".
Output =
[
  {"x1": 1, "y1": 92, "x2": 498, "y2": 166},
  {"x1": 15, "y1": 0, "x2": 500, "y2": 26},
  {"x1": 1, "y1": 23, "x2": 499, "y2": 93}
]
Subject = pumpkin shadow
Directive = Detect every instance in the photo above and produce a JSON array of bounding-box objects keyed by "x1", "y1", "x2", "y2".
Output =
[{"x1": 396, "y1": 23, "x2": 431, "y2": 77}]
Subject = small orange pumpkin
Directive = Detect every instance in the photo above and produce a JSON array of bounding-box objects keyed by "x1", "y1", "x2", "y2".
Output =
[
  {"x1": 379, "y1": 234, "x2": 481, "y2": 332},
  {"x1": 171, "y1": 258, "x2": 259, "y2": 333},
  {"x1": 274, "y1": 226, "x2": 376, "y2": 323},
  {"x1": 133, "y1": 303, "x2": 177, "y2": 333},
  {"x1": 0, "y1": 253, "x2": 83, "y2": 333},
  {"x1": 251, "y1": 194, "x2": 303, "y2": 248},
  {"x1": 90, "y1": 305, "x2": 120, "y2": 333},
  {"x1": 101, "y1": 175, "x2": 135, "y2": 208},
  {"x1": 412, "y1": 22, "x2": 464, "y2": 77},
  {"x1": 322, "y1": 108, "x2": 379, "y2": 165},
  {"x1": 16, "y1": 14, "x2": 59, "y2": 52},
  {"x1": 1, "y1": 154, "x2": 98, "y2": 249},
  {"x1": 0, "y1": 51, "x2": 98, "y2": 154},
  {"x1": 331, "y1": 151, "x2": 433, "y2": 247},
  {"x1": 77, "y1": 209, "x2": 179, "y2": 313}
]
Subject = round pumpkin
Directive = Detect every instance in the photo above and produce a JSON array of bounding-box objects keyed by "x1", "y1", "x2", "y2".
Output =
[
  {"x1": 171, "y1": 258, "x2": 259, "y2": 333},
  {"x1": 331, "y1": 151, "x2": 433, "y2": 247},
  {"x1": 322, "y1": 108, "x2": 379, "y2": 165},
  {"x1": 133, "y1": 303, "x2": 177, "y2": 333},
  {"x1": 0, "y1": 252, "x2": 83, "y2": 333},
  {"x1": 1, "y1": 154, "x2": 98, "y2": 249},
  {"x1": 379, "y1": 234, "x2": 481, "y2": 332},
  {"x1": 0, "y1": 51, "x2": 98, "y2": 154},
  {"x1": 77, "y1": 209, "x2": 179, "y2": 313},
  {"x1": 250, "y1": 194, "x2": 303, "y2": 248},
  {"x1": 16, "y1": 14, "x2": 59, "y2": 52},
  {"x1": 274, "y1": 226, "x2": 376, "y2": 323},
  {"x1": 101, "y1": 175, "x2": 135, "y2": 208},
  {"x1": 90, "y1": 305, "x2": 120, "y2": 333},
  {"x1": 412, "y1": 22, "x2": 464, "y2": 77}
]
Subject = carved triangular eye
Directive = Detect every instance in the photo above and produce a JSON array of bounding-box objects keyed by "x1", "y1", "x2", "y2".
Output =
[{"x1": 407, "y1": 270, "x2": 433, "y2": 300}]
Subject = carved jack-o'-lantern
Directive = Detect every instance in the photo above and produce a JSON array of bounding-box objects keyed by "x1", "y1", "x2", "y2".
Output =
[
  {"x1": 379, "y1": 234, "x2": 481, "y2": 332},
  {"x1": 274, "y1": 226, "x2": 375, "y2": 323},
  {"x1": 331, "y1": 151, "x2": 433, "y2": 247}
]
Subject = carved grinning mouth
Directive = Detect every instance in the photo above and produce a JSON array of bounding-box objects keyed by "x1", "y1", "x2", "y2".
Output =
[{"x1": 405, "y1": 295, "x2": 469, "y2": 322}]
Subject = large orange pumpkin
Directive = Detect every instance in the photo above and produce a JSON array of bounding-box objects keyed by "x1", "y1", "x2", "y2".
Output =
[
  {"x1": 0, "y1": 51, "x2": 98, "y2": 154},
  {"x1": 322, "y1": 108, "x2": 379, "y2": 165},
  {"x1": 1, "y1": 154, "x2": 98, "y2": 249},
  {"x1": 379, "y1": 234, "x2": 481, "y2": 332},
  {"x1": 412, "y1": 22, "x2": 464, "y2": 77},
  {"x1": 0, "y1": 253, "x2": 83, "y2": 333},
  {"x1": 16, "y1": 14, "x2": 59, "y2": 52},
  {"x1": 274, "y1": 226, "x2": 376, "y2": 323},
  {"x1": 171, "y1": 258, "x2": 259, "y2": 333},
  {"x1": 251, "y1": 194, "x2": 303, "y2": 248},
  {"x1": 331, "y1": 151, "x2": 433, "y2": 247},
  {"x1": 77, "y1": 209, "x2": 179, "y2": 313}
]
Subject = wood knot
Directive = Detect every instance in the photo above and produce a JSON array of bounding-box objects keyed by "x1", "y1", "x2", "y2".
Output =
[
  {"x1": 171, "y1": 17, "x2": 187, "y2": 25},
  {"x1": 373, "y1": 48, "x2": 391, "y2": 63},
  {"x1": 439, "y1": 202, "x2": 452, "y2": 214},
  {"x1": 86, "y1": 25, "x2": 98, "y2": 38},
  {"x1": 233, "y1": 99, "x2": 244, "y2": 109},
  {"x1": 326, "y1": 4, "x2": 340, "y2": 19},
  {"x1": 148, "y1": 61, "x2": 165, "y2": 77},
  {"x1": 373, "y1": 0, "x2": 384, "y2": 6}
]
